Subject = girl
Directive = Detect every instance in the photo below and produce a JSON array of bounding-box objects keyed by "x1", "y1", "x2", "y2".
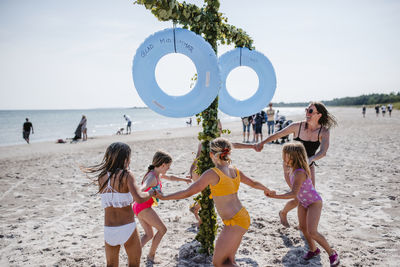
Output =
[
  {"x1": 82, "y1": 142, "x2": 155, "y2": 267},
  {"x1": 132, "y1": 151, "x2": 191, "y2": 262},
  {"x1": 157, "y1": 138, "x2": 272, "y2": 267},
  {"x1": 268, "y1": 142, "x2": 339, "y2": 266},
  {"x1": 234, "y1": 101, "x2": 337, "y2": 227}
]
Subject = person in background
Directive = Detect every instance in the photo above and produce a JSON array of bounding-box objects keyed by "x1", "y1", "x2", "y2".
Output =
[
  {"x1": 362, "y1": 105, "x2": 366, "y2": 118},
  {"x1": 275, "y1": 110, "x2": 280, "y2": 124},
  {"x1": 22, "y1": 118, "x2": 34, "y2": 144},
  {"x1": 266, "y1": 103, "x2": 275, "y2": 135},
  {"x1": 251, "y1": 114, "x2": 257, "y2": 143},
  {"x1": 241, "y1": 116, "x2": 251, "y2": 143},
  {"x1": 186, "y1": 118, "x2": 192, "y2": 126},
  {"x1": 381, "y1": 105, "x2": 386, "y2": 117},
  {"x1": 124, "y1": 114, "x2": 132, "y2": 134},
  {"x1": 254, "y1": 111, "x2": 264, "y2": 143},
  {"x1": 375, "y1": 104, "x2": 380, "y2": 117},
  {"x1": 80, "y1": 115, "x2": 87, "y2": 141},
  {"x1": 388, "y1": 103, "x2": 393, "y2": 117}
]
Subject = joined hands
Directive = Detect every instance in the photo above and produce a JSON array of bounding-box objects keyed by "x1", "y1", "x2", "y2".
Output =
[{"x1": 254, "y1": 142, "x2": 264, "y2": 152}]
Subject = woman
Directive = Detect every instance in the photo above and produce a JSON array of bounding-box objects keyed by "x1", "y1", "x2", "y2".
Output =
[
  {"x1": 79, "y1": 115, "x2": 87, "y2": 141},
  {"x1": 156, "y1": 138, "x2": 272, "y2": 267},
  {"x1": 234, "y1": 102, "x2": 337, "y2": 227},
  {"x1": 82, "y1": 142, "x2": 155, "y2": 266}
]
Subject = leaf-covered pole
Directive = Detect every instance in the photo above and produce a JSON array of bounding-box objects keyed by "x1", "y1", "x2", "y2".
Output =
[{"x1": 134, "y1": 0, "x2": 253, "y2": 254}]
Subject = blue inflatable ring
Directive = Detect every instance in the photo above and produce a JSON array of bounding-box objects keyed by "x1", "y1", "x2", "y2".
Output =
[
  {"x1": 132, "y1": 28, "x2": 220, "y2": 118},
  {"x1": 218, "y1": 47, "x2": 276, "y2": 117}
]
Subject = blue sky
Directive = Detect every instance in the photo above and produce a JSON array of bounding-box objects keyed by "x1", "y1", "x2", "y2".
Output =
[{"x1": 0, "y1": 0, "x2": 399, "y2": 109}]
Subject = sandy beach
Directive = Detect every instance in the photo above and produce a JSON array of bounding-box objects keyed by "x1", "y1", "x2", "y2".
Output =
[{"x1": 0, "y1": 107, "x2": 399, "y2": 266}]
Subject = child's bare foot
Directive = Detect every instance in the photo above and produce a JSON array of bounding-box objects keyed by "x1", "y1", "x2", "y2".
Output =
[{"x1": 279, "y1": 211, "x2": 290, "y2": 228}]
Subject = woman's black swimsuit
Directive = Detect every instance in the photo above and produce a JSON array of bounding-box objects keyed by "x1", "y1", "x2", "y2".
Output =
[{"x1": 294, "y1": 122, "x2": 322, "y2": 166}]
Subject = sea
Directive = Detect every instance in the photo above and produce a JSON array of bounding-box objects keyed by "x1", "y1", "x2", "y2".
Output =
[{"x1": 0, "y1": 107, "x2": 304, "y2": 146}]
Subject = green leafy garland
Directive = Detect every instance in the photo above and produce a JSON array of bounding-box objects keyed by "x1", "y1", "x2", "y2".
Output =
[{"x1": 134, "y1": 0, "x2": 253, "y2": 255}]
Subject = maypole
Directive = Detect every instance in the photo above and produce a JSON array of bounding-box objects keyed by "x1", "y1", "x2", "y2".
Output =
[{"x1": 134, "y1": 0, "x2": 254, "y2": 254}]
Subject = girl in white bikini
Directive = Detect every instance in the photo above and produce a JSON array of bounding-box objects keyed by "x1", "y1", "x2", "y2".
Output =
[{"x1": 82, "y1": 142, "x2": 156, "y2": 267}]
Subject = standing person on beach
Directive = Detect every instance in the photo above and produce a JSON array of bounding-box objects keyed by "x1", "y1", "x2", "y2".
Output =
[
  {"x1": 241, "y1": 116, "x2": 251, "y2": 143},
  {"x1": 133, "y1": 151, "x2": 191, "y2": 263},
  {"x1": 254, "y1": 111, "x2": 264, "y2": 143},
  {"x1": 156, "y1": 138, "x2": 272, "y2": 267},
  {"x1": 233, "y1": 102, "x2": 337, "y2": 227},
  {"x1": 388, "y1": 103, "x2": 393, "y2": 117},
  {"x1": 266, "y1": 103, "x2": 275, "y2": 135},
  {"x1": 251, "y1": 114, "x2": 256, "y2": 142},
  {"x1": 381, "y1": 105, "x2": 386, "y2": 117},
  {"x1": 275, "y1": 110, "x2": 280, "y2": 124},
  {"x1": 22, "y1": 118, "x2": 34, "y2": 144},
  {"x1": 267, "y1": 143, "x2": 340, "y2": 266},
  {"x1": 82, "y1": 142, "x2": 155, "y2": 267},
  {"x1": 362, "y1": 105, "x2": 366, "y2": 118},
  {"x1": 375, "y1": 104, "x2": 380, "y2": 117},
  {"x1": 124, "y1": 114, "x2": 132, "y2": 134},
  {"x1": 79, "y1": 115, "x2": 87, "y2": 141}
]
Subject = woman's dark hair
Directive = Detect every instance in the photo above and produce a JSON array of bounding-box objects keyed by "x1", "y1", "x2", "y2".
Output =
[
  {"x1": 82, "y1": 142, "x2": 131, "y2": 193},
  {"x1": 308, "y1": 101, "x2": 338, "y2": 129}
]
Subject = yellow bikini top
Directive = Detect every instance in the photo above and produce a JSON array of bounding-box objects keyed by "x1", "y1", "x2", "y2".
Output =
[{"x1": 209, "y1": 167, "x2": 241, "y2": 199}]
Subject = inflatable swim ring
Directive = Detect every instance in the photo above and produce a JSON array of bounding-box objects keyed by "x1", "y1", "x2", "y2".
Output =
[
  {"x1": 218, "y1": 47, "x2": 276, "y2": 117},
  {"x1": 132, "y1": 28, "x2": 220, "y2": 118}
]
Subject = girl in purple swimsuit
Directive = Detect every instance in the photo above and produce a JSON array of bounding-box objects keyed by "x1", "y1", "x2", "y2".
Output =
[{"x1": 268, "y1": 143, "x2": 340, "y2": 267}]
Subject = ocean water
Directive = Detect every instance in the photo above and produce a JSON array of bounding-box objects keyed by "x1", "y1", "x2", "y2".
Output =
[{"x1": 0, "y1": 107, "x2": 304, "y2": 146}]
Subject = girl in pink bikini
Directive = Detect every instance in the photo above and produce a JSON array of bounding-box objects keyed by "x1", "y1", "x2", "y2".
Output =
[
  {"x1": 132, "y1": 151, "x2": 191, "y2": 262},
  {"x1": 268, "y1": 142, "x2": 340, "y2": 267}
]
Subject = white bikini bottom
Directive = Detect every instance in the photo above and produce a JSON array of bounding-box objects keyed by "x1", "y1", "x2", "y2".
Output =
[{"x1": 104, "y1": 222, "x2": 137, "y2": 246}]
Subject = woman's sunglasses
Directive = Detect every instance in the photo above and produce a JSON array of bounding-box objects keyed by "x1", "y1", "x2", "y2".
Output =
[{"x1": 305, "y1": 108, "x2": 318, "y2": 114}]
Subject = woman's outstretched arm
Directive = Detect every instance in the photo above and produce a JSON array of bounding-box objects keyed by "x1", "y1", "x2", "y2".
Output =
[{"x1": 259, "y1": 122, "x2": 299, "y2": 146}]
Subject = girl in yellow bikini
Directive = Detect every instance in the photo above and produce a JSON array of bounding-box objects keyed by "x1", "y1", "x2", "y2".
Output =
[{"x1": 157, "y1": 137, "x2": 272, "y2": 267}]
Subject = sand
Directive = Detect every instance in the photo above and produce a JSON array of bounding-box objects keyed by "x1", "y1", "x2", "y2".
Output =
[{"x1": 0, "y1": 107, "x2": 399, "y2": 266}]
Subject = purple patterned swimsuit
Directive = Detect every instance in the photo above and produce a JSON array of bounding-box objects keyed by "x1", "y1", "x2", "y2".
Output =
[{"x1": 290, "y1": 168, "x2": 322, "y2": 208}]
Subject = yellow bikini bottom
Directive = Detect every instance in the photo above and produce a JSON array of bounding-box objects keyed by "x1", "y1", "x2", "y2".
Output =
[{"x1": 222, "y1": 207, "x2": 251, "y2": 230}]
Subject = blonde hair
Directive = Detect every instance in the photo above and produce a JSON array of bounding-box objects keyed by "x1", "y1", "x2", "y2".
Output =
[
  {"x1": 282, "y1": 142, "x2": 311, "y2": 177},
  {"x1": 143, "y1": 150, "x2": 172, "y2": 182},
  {"x1": 210, "y1": 137, "x2": 232, "y2": 163}
]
